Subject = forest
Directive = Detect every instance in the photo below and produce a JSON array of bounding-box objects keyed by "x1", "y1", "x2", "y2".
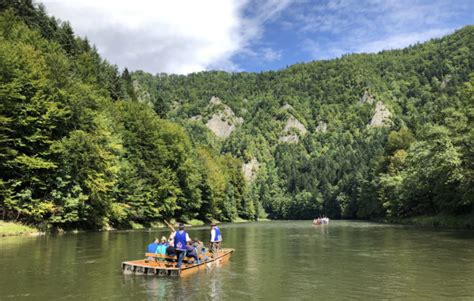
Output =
[{"x1": 1, "y1": 1, "x2": 473, "y2": 229}]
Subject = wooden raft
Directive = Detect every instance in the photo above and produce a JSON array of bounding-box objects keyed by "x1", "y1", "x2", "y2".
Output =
[{"x1": 121, "y1": 248, "x2": 234, "y2": 277}]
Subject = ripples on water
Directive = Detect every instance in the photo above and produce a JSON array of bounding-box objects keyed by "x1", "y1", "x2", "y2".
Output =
[{"x1": 0, "y1": 221, "x2": 473, "y2": 300}]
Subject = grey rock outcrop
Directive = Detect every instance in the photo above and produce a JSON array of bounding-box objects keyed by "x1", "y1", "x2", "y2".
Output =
[
  {"x1": 205, "y1": 96, "x2": 243, "y2": 138},
  {"x1": 279, "y1": 133, "x2": 300, "y2": 143},
  {"x1": 190, "y1": 115, "x2": 202, "y2": 121},
  {"x1": 209, "y1": 96, "x2": 222, "y2": 106},
  {"x1": 283, "y1": 116, "x2": 307, "y2": 134},
  {"x1": 369, "y1": 101, "x2": 392, "y2": 127},
  {"x1": 279, "y1": 115, "x2": 307, "y2": 143},
  {"x1": 242, "y1": 158, "x2": 259, "y2": 182},
  {"x1": 360, "y1": 91, "x2": 375, "y2": 104},
  {"x1": 315, "y1": 121, "x2": 328, "y2": 133}
]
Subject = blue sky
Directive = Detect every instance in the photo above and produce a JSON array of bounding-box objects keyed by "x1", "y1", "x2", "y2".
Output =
[
  {"x1": 41, "y1": 0, "x2": 473, "y2": 74},
  {"x1": 235, "y1": 0, "x2": 474, "y2": 72}
]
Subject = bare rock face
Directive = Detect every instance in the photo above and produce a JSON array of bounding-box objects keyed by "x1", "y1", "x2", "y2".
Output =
[
  {"x1": 281, "y1": 103, "x2": 294, "y2": 111},
  {"x1": 360, "y1": 91, "x2": 375, "y2": 104},
  {"x1": 283, "y1": 116, "x2": 307, "y2": 135},
  {"x1": 190, "y1": 115, "x2": 202, "y2": 121},
  {"x1": 279, "y1": 133, "x2": 300, "y2": 143},
  {"x1": 315, "y1": 121, "x2": 328, "y2": 133},
  {"x1": 441, "y1": 75, "x2": 451, "y2": 89},
  {"x1": 242, "y1": 158, "x2": 259, "y2": 182},
  {"x1": 209, "y1": 96, "x2": 222, "y2": 106},
  {"x1": 370, "y1": 101, "x2": 392, "y2": 127},
  {"x1": 279, "y1": 115, "x2": 307, "y2": 143},
  {"x1": 206, "y1": 114, "x2": 236, "y2": 138},
  {"x1": 205, "y1": 96, "x2": 243, "y2": 138}
]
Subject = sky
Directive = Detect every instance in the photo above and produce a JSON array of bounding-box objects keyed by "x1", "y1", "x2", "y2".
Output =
[{"x1": 39, "y1": 0, "x2": 474, "y2": 74}]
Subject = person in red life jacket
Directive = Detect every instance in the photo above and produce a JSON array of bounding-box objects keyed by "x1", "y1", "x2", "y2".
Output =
[
  {"x1": 210, "y1": 223, "x2": 222, "y2": 254},
  {"x1": 169, "y1": 223, "x2": 191, "y2": 268}
]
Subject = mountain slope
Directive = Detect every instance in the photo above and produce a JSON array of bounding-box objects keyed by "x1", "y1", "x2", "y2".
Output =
[
  {"x1": 133, "y1": 26, "x2": 474, "y2": 220},
  {"x1": 1, "y1": 1, "x2": 472, "y2": 227}
]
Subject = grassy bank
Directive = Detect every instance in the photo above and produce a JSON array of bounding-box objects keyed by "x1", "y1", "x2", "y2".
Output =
[
  {"x1": 0, "y1": 221, "x2": 41, "y2": 237},
  {"x1": 377, "y1": 213, "x2": 474, "y2": 229}
]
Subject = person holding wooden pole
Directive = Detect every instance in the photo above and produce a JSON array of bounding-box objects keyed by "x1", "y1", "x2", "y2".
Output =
[{"x1": 169, "y1": 223, "x2": 191, "y2": 268}]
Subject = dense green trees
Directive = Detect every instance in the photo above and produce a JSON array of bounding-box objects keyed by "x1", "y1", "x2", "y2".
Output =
[
  {"x1": 0, "y1": 3, "x2": 248, "y2": 228},
  {"x1": 1, "y1": 2, "x2": 473, "y2": 229},
  {"x1": 132, "y1": 25, "x2": 473, "y2": 222}
]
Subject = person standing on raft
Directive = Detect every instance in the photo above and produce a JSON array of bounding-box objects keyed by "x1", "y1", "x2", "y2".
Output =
[
  {"x1": 169, "y1": 223, "x2": 191, "y2": 268},
  {"x1": 210, "y1": 223, "x2": 222, "y2": 254}
]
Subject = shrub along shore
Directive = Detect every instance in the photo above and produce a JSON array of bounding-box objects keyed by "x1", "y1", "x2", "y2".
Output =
[
  {"x1": 377, "y1": 214, "x2": 474, "y2": 229},
  {"x1": 0, "y1": 221, "x2": 42, "y2": 237}
]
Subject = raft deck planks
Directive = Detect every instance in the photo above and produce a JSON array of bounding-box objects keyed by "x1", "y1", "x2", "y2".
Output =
[{"x1": 121, "y1": 248, "x2": 234, "y2": 277}]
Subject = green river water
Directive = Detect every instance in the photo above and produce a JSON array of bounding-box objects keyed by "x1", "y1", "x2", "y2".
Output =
[{"x1": 1, "y1": 220, "x2": 473, "y2": 300}]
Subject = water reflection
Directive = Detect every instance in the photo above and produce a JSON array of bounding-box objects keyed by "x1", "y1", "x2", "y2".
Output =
[{"x1": 313, "y1": 224, "x2": 329, "y2": 236}]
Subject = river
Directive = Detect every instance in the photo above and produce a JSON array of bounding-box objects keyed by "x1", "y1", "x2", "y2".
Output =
[{"x1": 1, "y1": 221, "x2": 473, "y2": 300}]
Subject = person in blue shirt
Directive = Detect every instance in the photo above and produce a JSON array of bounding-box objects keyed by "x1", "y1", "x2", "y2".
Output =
[
  {"x1": 169, "y1": 223, "x2": 191, "y2": 268},
  {"x1": 146, "y1": 238, "x2": 159, "y2": 260}
]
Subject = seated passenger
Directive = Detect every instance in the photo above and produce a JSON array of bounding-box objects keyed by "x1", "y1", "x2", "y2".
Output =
[
  {"x1": 147, "y1": 238, "x2": 159, "y2": 253},
  {"x1": 193, "y1": 239, "x2": 209, "y2": 261},
  {"x1": 193, "y1": 239, "x2": 203, "y2": 255},
  {"x1": 185, "y1": 241, "x2": 200, "y2": 264},
  {"x1": 146, "y1": 238, "x2": 159, "y2": 260},
  {"x1": 165, "y1": 244, "x2": 176, "y2": 262},
  {"x1": 151, "y1": 236, "x2": 168, "y2": 261},
  {"x1": 156, "y1": 236, "x2": 168, "y2": 255}
]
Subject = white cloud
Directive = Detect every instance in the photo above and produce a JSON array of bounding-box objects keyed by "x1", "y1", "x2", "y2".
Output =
[
  {"x1": 39, "y1": 0, "x2": 290, "y2": 74},
  {"x1": 262, "y1": 47, "x2": 282, "y2": 61},
  {"x1": 37, "y1": 0, "x2": 467, "y2": 72}
]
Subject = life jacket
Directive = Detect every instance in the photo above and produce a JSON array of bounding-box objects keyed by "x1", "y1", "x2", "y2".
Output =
[
  {"x1": 211, "y1": 227, "x2": 222, "y2": 242},
  {"x1": 174, "y1": 230, "x2": 187, "y2": 251}
]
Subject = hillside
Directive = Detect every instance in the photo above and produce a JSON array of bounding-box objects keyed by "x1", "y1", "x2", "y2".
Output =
[
  {"x1": 132, "y1": 26, "x2": 474, "y2": 220},
  {"x1": 0, "y1": 1, "x2": 473, "y2": 229},
  {"x1": 0, "y1": 2, "x2": 249, "y2": 228}
]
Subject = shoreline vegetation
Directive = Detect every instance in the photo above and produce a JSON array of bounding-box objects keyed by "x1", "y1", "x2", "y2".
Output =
[
  {"x1": 0, "y1": 216, "x2": 270, "y2": 237},
  {"x1": 376, "y1": 213, "x2": 474, "y2": 230},
  {"x1": 0, "y1": 221, "x2": 42, "y2": 237},
  {"x1": 2, "y1": 215, "x2": 472, "y2": 238}
]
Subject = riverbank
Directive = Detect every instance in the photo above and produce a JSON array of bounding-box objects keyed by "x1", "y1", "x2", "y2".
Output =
[
  {"x1": 0, "y1": 218, "x2": 237, "y2": 237},
  {"x1": 377, "y1": 213, "x2": 474, "y2": 229},
  {"x1": 0, "y1": 221, "x2": 42, "y2": 237},
  {"x1": 4, "y1": 214, "x2": 471, "y2": 238}
]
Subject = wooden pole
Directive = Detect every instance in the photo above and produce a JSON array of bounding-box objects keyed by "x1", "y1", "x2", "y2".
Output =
[{"x1": 163, "y1": 220, "x2": 175, "y2": 233}]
